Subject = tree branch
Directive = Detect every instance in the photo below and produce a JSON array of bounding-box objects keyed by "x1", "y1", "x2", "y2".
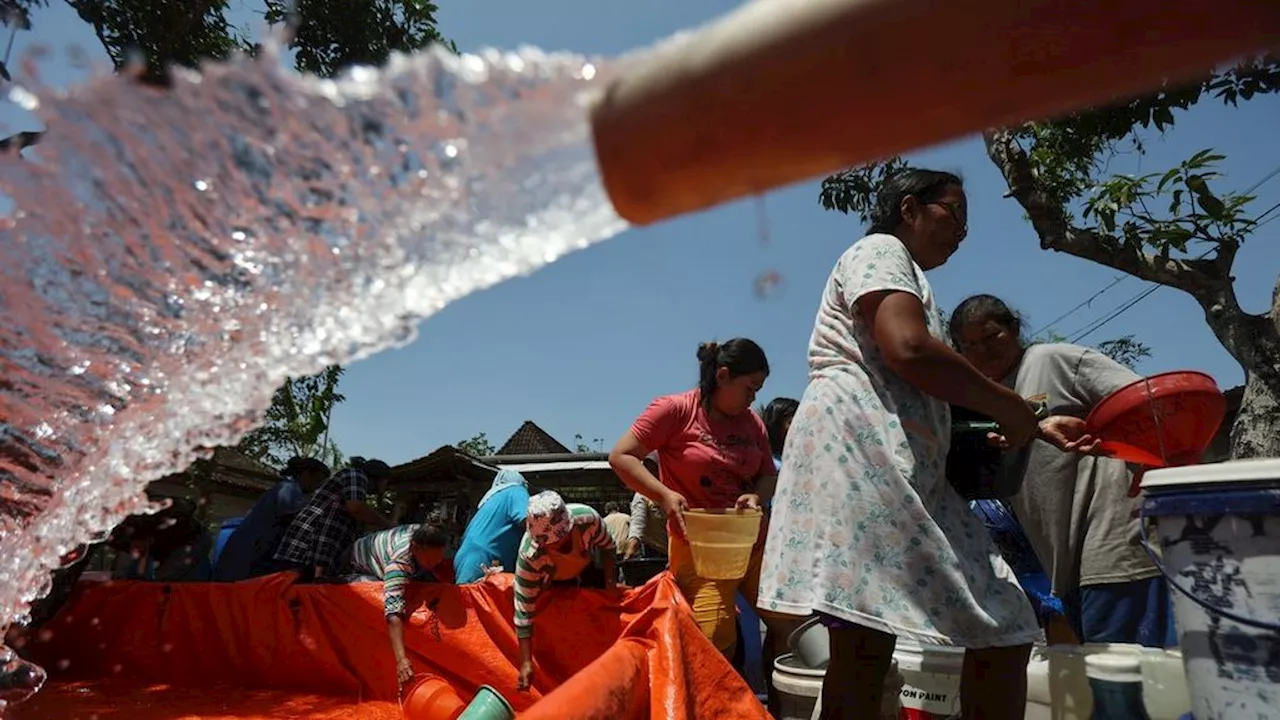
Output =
[
  {"x1": 982, "y1": 129, "x2": 1220, "y2": 295},
  {"x1": 983, "y1": 127, "x2": 1273, "y2": 375}
]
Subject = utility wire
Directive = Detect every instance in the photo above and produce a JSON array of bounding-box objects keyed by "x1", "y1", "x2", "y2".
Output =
[{"x1": 1035, "y1": 161, "x2": 1280, "y2": 339}]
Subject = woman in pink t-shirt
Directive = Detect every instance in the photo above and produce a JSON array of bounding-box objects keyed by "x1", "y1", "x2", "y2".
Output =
[{"x1": 609, "y1": 339, "x2": 799, "y2": 699}]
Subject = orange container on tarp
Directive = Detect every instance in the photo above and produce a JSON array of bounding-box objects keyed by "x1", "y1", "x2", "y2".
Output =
[
  {"x1": 12, "y1": 572, "x2": 767, "y2": 720},
  {"x1": 1086, "y1": 371, "x2": 1226, "y2": 468},
  {"x1": 401, "y1": 674, "x2": 465, "y2": 720}
]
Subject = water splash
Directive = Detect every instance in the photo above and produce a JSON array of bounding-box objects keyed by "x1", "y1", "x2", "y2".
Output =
[{"x1": 0, "y1": 40, "x2": 628, "y2": 644}]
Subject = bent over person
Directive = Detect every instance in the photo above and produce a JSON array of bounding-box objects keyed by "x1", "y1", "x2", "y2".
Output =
[
  {"x1": 514, "y1": 491, "x2": 616, "y2": 691},
  {"x1": 337, "y1": 522, "x2": 450, "y2": 686}
]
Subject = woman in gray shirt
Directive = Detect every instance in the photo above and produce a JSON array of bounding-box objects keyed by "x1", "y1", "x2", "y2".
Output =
[{"x1": 949, "y1": 294, "x2": 1171, "y2": 647}]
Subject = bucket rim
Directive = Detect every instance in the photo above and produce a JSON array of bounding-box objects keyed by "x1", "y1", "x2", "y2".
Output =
[
  {"x1": 471, "y1": 685, "x2": 515, "y2": 713},
  {"x1": 684, "y1": 507, "x2": 764, "y2": 517},
  {"x1": 773, "y1": 652, "x2": 828, "y2": 677},
  {"x1": 1142, "y1": 488, "x2": 1280, "y2": 517},
  {"x1": 1141, "y1": 458, "x2": 1280, "y2": 490}
]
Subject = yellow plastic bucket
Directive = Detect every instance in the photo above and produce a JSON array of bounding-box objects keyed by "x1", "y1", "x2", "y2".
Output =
[{"x1": 683, "y1": 508, "x2": 762, "y2": 580}]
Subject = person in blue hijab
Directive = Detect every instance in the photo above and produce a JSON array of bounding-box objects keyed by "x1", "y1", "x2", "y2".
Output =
[
  {"x1": 213, "y1": 456, "x2": 331, "y2": 582},
  {"x1": 453, "y1": 469, "x2": 530, "y2": 584}
]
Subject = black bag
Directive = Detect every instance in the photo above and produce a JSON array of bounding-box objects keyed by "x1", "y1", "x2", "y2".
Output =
[{"x1": 946, "y1": 405, "x2": 1030, "y2": 500}]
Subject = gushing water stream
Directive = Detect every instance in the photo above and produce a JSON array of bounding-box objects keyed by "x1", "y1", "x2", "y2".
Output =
[{"x1": 0, "y1": 40, "x2": 633, "y2": 676}]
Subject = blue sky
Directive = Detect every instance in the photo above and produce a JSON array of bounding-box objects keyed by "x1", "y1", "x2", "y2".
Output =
[{"x1": 8, "y1": 0, "x2": 1280, "y2": 465}]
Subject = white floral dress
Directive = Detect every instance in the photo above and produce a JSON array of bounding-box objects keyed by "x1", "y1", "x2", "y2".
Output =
[{"x1": 758, "y1": 234, "x2": 1040, "y2": 648}]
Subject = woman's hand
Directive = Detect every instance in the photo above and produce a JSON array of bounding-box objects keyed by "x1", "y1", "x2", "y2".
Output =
[
  {"x1": 735, "y1": 493, "x2": 762, "y2": 511},
  {"x1": 517, "y1": 660, "x2": 535, "y2": 691},
  {"x1": 1037, "y1": 416, "x2": 1102, "y2": 454},
  {"x1": 623, "y1": 537, "x2": 641, "y2": 559},
  {"x1": 659, "y1": 490, "x2": 689, "y2": 538},
  {"x1": 990, "y1": 395, "x2": 1039, "y2": 449},
  {"x1": 396, "y1": 657, "x2": 414, "y2": 686}
]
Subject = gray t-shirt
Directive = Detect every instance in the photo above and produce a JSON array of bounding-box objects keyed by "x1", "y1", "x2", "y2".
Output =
[{"x1": 1004, "y1": 344, "x2": 1159, "y2": 592}]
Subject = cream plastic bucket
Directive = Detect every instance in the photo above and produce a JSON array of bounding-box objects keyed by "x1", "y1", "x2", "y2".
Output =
[{"x1": 683, "y1": 508, "x2": 761, "y2": 580}]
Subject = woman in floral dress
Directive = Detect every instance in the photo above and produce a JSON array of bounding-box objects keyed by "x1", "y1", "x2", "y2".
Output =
[{"x1": 758, "y1": 169, "x2": 1095, "y2": 719}]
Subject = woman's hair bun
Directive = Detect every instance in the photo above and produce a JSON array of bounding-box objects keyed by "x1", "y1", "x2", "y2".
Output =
[{"x1": 696, "y1": 341, "x2": 720, "y2": 364}]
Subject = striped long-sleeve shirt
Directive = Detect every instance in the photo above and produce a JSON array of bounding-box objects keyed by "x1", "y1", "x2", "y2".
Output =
[
  {"x1": 513, "y1": 504, "x2": 614, "y2": 638},
  {"x1": 348, "y1": 525, "x2": 427, "y2": 618}
]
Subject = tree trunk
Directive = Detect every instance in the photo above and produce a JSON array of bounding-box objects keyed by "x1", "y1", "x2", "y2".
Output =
[
  {"x1": 1230, "y1": 372, "x2": 1280, "y2": 458},
  {"x1": 1228, "y1": 273, "x2": 1280, "y2": 459}
]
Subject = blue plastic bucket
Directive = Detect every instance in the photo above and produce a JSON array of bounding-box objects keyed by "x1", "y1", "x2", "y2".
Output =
[{"x1": 1139, "y1": 459, "x2": 1280, "y2": 719}]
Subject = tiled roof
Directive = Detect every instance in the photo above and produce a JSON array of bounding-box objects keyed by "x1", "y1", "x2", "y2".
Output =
[
  {"x1": 497, "y1": 421, "x2": 571, "y2": 456},
  {"x1": 390, "y1": 445, "x2": 497, "y2": 486}
]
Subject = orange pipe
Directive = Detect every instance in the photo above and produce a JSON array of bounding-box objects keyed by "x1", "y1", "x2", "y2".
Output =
[{"x1": 590, "y1": 0, "x2": 1280, "y2": 226}]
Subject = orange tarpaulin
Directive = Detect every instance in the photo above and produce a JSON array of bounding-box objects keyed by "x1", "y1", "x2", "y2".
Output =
[{"x1": 11, "y1": 572, "x2": 768, "y2": 719}]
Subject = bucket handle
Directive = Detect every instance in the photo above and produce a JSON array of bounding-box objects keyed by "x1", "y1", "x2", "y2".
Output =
[{"x1": 1139, "y1": 521, "x2": 1280, "y2": 633}]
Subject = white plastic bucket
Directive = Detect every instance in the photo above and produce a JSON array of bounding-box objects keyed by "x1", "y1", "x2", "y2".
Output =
[
  {"x1": 772, "y1": 653, "x2": 824, "y2": 720},
  {"x1": 1141, "y1": 459, "x2": 1280, "y2": 719},
  {"x1": 1025, "y1": 647, "x2": 1052, "y2": 720},
  {"x1": 894, "y1": 640, "x2": 964, "y2": 719},
  {"x1": 772, "y1": 653, "x2": 901, "y2": 720},
  {"x1": 1040, "y1": 643, "x2": 1190, "y2": 720}
]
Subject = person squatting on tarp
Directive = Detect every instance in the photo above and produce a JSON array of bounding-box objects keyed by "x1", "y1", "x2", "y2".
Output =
[
  {"x1": 757, "y1": 168, "x2": 1101, "y2": 720},
  {"x1": 213, "y1": 456, "x2": 331, "y2": 582},
  {"x1": 272, "y1": 457, "x2": 394, "y2": 581},
  {"x1": 332, "y1": 521, "x2": 451, "y2": 686},
  {"x1": 513, "y1": 491, "x2": 617, "y2": 691}
]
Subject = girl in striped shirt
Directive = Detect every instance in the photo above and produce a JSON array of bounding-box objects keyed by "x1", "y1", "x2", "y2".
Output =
[{"x1": 513, "y1": 491, "x2": 616, "y2": 690}]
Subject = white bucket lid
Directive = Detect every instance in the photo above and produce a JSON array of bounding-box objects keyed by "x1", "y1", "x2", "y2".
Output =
[
  {"x1": 1084, "y1": 653, "x2": 1142, "y2": 683},
  {"x1": 1141, "y1": 458, "x2": 1280, "y2": 490}
]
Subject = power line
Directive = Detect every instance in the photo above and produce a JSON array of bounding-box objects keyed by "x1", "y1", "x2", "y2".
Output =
[{"x1": 1035, "y1": 161, "x2": 1280, "y2": 338}]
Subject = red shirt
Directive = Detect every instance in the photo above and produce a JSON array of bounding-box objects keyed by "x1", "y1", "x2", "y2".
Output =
[{"x1": 630, "y1": 389, "x2": 773, "y2": 509}]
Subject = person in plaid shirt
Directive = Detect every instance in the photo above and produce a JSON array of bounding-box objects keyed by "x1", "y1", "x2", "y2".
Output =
[{"x1": 272, "y1": 457, "x2": 394, "y2": 580}]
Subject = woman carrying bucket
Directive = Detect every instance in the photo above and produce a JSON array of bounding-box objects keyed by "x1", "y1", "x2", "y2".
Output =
[
  {"x1": 609, "y1": 338, "x2": 799, "y2": 716},
  {"x1": 949, "y1": 294, "x2": 1173, "y2": 647},
  {"x1": 757, "y1": 169, "x2": 1098, "y2": 720},
  {"x1": 513, "y1": 491, "x2": 617, "y2": 691}
]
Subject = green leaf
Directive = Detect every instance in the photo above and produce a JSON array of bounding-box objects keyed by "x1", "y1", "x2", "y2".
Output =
[
  {"x1": 1186, "y1": 175, "x2": 1226, "y2": 219},
  {"x1": 1156, "y1": 168, "x2": 1181, "y2": 193}
]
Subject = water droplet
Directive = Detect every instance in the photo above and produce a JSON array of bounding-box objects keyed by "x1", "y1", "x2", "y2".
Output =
[
  {"x1": 111, "y1": 663, "x2": 122, "y2": 673},
  {"x1": 56, "y1": 659, "x2": 70, "y2": 670},
  {"x1": 193, "y1": 179, "x2": 210, "y2": 192},
  {"x1": 581, "y1": 63, "x2": 597, "y2": 81},
  {"x1": 754, "y1": 270, "x2": 784, "y2": 300},
  {"x1": 7, "y1": 85, "x2": 40, "y2": 111}
]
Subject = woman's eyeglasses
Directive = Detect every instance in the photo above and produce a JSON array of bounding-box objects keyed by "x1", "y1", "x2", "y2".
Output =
[{"x1": 929, "y1": 201, "x2": 968, "y2": 239}]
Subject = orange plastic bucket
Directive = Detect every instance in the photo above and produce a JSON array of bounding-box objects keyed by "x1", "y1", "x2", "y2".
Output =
[
  {"x1": 401, "y1": 674, "x2": 466, "y2": 720},
  {"x1": 1085, "y1": 371, "x2": 1226, "y2": 467}
]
